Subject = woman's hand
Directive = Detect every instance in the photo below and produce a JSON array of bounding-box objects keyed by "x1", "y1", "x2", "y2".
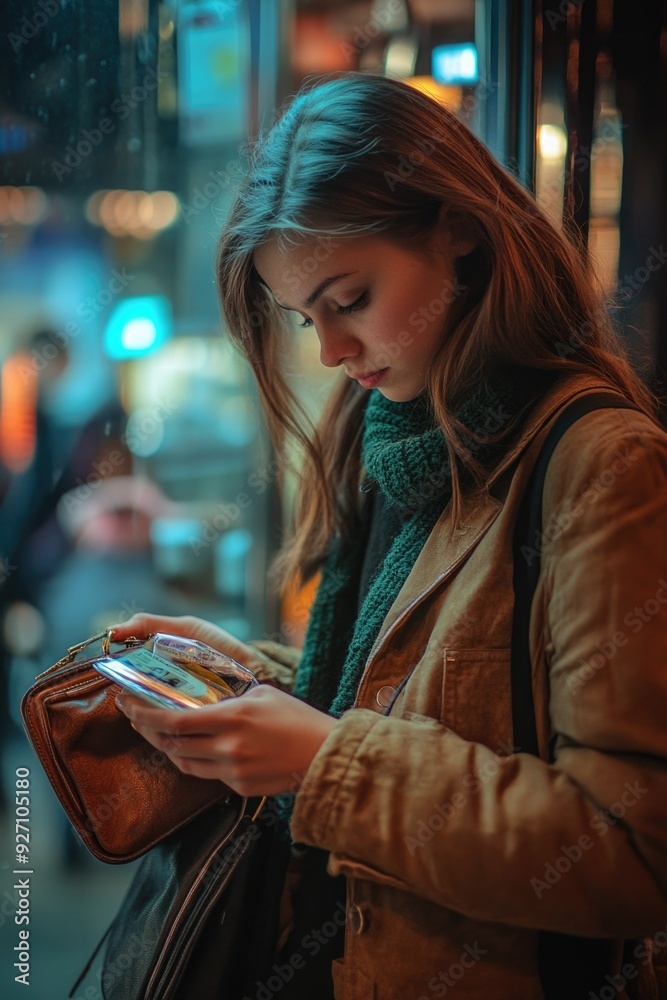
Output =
[
  {"x1": 105, "y1": 613, "x2": 299, "y2": 690},
  {"x1": 106, "y1": 612, "x2": 261, "y2": 668},
  {"x1": 115, "y1": 684, "x2": 338, "y2": 797}
]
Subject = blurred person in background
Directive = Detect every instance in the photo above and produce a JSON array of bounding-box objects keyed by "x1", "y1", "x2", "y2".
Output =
[{"x1": 0, "y1": 328, "x2": 126, "y2": 825}]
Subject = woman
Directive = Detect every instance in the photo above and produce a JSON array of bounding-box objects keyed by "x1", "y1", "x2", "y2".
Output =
[{"x1": 110, "y1": 73, "x2": 667, "y2": 999}]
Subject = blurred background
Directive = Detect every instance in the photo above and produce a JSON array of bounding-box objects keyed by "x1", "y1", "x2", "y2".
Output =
[{"x1": 0, "y1": 0, "x2": 665, "y2": 996}]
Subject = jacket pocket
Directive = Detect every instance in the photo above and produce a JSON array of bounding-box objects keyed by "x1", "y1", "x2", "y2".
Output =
[{"x1": 441, "y1": 647, "x2": 514, "y2": 751}]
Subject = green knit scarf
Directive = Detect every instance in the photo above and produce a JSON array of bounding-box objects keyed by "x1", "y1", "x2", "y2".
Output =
[{"x1": 275, "y1": 364, "x2": 554, "y2": 838}]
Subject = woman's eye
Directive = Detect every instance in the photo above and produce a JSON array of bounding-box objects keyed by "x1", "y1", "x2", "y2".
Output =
[
  {"x1": 297, "y1": 292, "x2": 368, "y2": 329},
  {"x1": 337, "y1": 291, "x2": 368, "y2": 316}
]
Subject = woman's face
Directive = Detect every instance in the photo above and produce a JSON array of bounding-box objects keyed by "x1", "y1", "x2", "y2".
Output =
[{"x1": 252, "y1": 218, "x2": 472, "y2": 402}]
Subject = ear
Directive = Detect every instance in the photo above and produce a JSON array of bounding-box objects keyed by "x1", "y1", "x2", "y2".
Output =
[{"x1": 435, "y1": 203, "x2": 478, "y2": 259}]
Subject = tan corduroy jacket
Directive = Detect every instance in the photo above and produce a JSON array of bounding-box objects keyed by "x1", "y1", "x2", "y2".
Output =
[{"x1": 247, "y1": 372, "x2": 667, "y2": 1000}]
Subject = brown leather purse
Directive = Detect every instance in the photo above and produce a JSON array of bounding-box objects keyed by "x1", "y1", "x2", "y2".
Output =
[{"x1": 19, "y1": 628, "x2": 238, "y2": 863}]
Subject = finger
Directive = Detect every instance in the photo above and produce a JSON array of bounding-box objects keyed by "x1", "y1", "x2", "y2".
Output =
[
  {"x1": 253, "y1": 663, "x2": 294, "y2": 691},
  {"x1": 130, "y1": 720, "x2": 239, "y2": 779},
  {"x1": 249, "y1": 640, "x2": 300, "y2": 671},
  {"x1": 115, "y1": 692, "x2": 192, "y2": 731},
  {"x1": 115, "y1": 693, "x2": 192, "y2": 730},
  {"x1": 129, "y1": 720, "x2": 175, "y2": 755},
  {"x1": 151, "y1": 733, "x2": 229, "y2": 760},
  {"x1": 105, "y1": 613, "x2": 195, "y2": 642},
  {"x1": 116, "y1": 692, "x2": 238, "y2": 735},
  {"x1": 115, "y1": 691, "x2": 166, "y2": 719},
  {"x1": 172, "y1": 756, "x2": 238, "y2": 783},
  {"x1": 106, "y1": 616, "x2": 255, "y2": 669}
]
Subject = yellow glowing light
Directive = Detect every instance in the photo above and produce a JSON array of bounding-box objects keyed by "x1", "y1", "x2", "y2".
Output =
[
  {"x1": 405, "y1": 76, "x2": 461, "y2": 109},
  {"x1": 538, "y1": 124, "x2": 568, "y2": 160},
  {"x1": 19, "y1": 187, "x2": 47, "y2": 224},
  {"x1": 151, "y1": 191, "x2": 179, "y2": 229},
  {"x1": 96, "y1": 189, "x2": 179, "y2": 236},
  {"x1": 7, "y1": 187, "x2": 25, "y2": 222},
  {"x1": 0, "y1": 187, "x2": 48, "y2": 225},
  {"x1": 137, "y1": 193, "x2": 155, "y2": 226},
  {"x1": 114, "y1": 191, "x2": 138, "y2": 227},
  {"x1": 85, "y1": 190, "x2": 108, "y2": 225},
  {"x1": 99, "y1": 190, "x2": 122, "y2": 229},
  {"x1": 0, "y1": 189, "x2": 10, "y2": 223}
]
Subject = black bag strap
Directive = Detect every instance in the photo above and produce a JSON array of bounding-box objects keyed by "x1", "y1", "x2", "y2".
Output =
[
  {"x1": 510, "y1": 390, "x2": 641, "y2": 1000},
  {"x1": 511, "y1": 390, "x2": 640, "y2": 756}
]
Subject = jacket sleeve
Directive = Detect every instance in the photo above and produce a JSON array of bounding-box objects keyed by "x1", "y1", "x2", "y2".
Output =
[
  {"x1": 244, "y1": 639, "x2": 302, "y2": 692},
  {"x1": 290, "y1": 411, "x2": 667, "y2": 938}
]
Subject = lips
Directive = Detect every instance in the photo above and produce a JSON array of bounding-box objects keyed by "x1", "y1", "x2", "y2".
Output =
[
  {"x1": 352, "y1": 368, "x2": 389, "y2": 388},
  {"x1": 351, "y1": 369, "x2": 384, "y2": 379}
]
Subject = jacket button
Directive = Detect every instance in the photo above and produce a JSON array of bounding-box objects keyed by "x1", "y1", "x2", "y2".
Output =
[
  {"x1": 349, "y1": 904, "x2": 369, "y2": 934},
  {"x1": 375, "y1": 685, "x2": 395, "y2": 708}
]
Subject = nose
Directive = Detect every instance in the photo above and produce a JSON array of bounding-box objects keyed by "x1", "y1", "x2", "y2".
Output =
[{"x1": 317, "y1": 321, "x2": 360, "y2": 369}]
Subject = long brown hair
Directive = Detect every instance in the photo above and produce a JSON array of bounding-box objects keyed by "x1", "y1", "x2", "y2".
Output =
[{"x1": 216, "y1": 72, "x2": 660, "y2": 599}]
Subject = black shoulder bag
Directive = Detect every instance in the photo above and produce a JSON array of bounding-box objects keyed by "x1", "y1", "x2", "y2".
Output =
[
  {"x1": 511, "y1": 389, "x2": 642, "y2": 1000},
  {"x1": 68, "y1": 793, "x2": 292, "y2": 1000}
]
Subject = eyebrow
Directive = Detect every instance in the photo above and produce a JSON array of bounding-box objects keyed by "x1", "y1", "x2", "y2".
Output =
[{"x1": 274, "y1": 272, "x2": 357, "y2": 311}]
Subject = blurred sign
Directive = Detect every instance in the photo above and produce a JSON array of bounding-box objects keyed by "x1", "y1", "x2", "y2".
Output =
[
  {"x1": 432, "y1": 43, "x2": 478, "y2": 86},
  {"x1": 177, "y1": 2, "x2": 250, "y2": 147},
  {"x1": 104, "y1": 295, "x2": 172, "y2": 360}
]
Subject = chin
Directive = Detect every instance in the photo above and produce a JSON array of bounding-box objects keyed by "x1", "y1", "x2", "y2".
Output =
[{"x1": 379, "y1": 385, "x2": 425, "y2": 402}]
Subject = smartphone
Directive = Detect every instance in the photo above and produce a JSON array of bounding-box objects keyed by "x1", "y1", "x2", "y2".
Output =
[{"x1": 92, "y1": 633, "x2": 257, "y2": 710}]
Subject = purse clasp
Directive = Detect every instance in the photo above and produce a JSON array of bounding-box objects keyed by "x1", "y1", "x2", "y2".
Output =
[{"x1": 34, "y1": 629, "x2": 151, "y2": 679}]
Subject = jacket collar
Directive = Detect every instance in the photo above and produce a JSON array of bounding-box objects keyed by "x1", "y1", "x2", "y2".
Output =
[
  {"x1": 357, "y1": 373, "x2": 619, "y2": 684},
  {"x1": 485, "y1": 373, "x2": 620, "y2": 493}
]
